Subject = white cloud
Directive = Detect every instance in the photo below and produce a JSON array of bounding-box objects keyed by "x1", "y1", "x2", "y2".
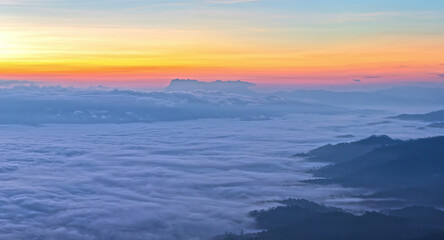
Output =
[
  {"x1": 0, "y1": 110, "x2": 439, "y2": 239},
  {"x1": 0, "y1": 85, "x2": 341, "y2": 124},
  {"x1": 0, "y1": 83, "x2": 440, "y2": 239}
]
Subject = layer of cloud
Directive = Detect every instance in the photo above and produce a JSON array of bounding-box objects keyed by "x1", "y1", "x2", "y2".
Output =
[
  {"x1": 0, "y1": 110, "x2": 439, "y2": 239},
  {"x1": 0, "y1": 85, "x2": 342, "y2": 124},
  {"x1": 0, "y1": 79, "x2": 42, "y2": 87}
]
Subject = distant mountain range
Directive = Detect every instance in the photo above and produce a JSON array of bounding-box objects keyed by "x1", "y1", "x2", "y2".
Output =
[
  {"x1": 0, "y1": 85, "x2": 344, "y2": 124},
  {"x1": 2, "y1": 79, "x2": 444, "y2": 124},
  {"x1": 166, "y1": 79, "x2": 444, "y2": 110},
  {"x1": 306, "y1": 136, "x2": 444, "y2": 206},
  {"x1": 393, "y1": 109, "x2": 444, "y2": 122},
  {"x1": 294, "y1": 135, "x2": 402, "y2": 164},
  {"x1": 216, "y1": 199, "x2": 444, "y2": 240},
  {"x1": 273, "y1": 86, "x2": 444, "y2": 109},
  {"x1": 217, "y1": 135, "x2": 444, "y2": 240}
]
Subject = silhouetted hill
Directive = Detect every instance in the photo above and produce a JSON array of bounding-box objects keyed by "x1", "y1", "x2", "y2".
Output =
[
  {"x1": 216, "y1": 200, "x2": 444, "y2": 240},
  {"x1": 407, "y1": 232, "x2": 444, "y2": 240},
  {"x1": 216, "y1": 136, "x2": 444, "y2": 240},
  {"x1": 394, "y1": 109, "x2": 444, "y2": 122},
  {"x1": 429, "y1": 122, "x2": 444, "y2": 128},
  {"x1": 373, "y1": 86, "x2": 444, "y2": 103},
  {"x1": 295, "y1": 135, "x2": 402, "y2": 163},
  {"x1": 336, "y1": 134, "x2": 355, "y2": 139},
  {"x1": 274, "y1": 86, "x2": 444, "y2": 109},
  {"x1": 310, "y1": 136, "x2": 444, "y2": 206},
  {"x1": 277, "y1": 198, "x2": 342, "y2": 213},
  {"x1": 250, "y1": 199, "x2": 343, "y2": 229},
  {"x1": 384, "y1": 206, "x2": 444, "y2": 227}
]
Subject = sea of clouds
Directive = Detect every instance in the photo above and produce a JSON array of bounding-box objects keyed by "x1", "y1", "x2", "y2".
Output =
[
  {"x1": 0, "y1": 111, "x2": 442, "y2": 239},
  {"x1": 0, "y1": 84, "x2": 443, "y2": 239}
]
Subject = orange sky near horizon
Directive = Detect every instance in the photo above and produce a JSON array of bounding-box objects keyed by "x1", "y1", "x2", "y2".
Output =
[{"x1": 0, "y1": 0, "x2": 443, "y2": 86}]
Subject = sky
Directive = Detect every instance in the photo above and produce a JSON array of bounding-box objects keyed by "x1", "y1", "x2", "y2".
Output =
[{"x1": 0, "y1": 0, "x2": 443, "y2": 87}]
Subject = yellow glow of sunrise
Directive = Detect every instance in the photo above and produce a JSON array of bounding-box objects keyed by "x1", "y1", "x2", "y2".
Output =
[
  {"x1": 0, "y1": 32, "x2": 17, "y2": 57},
  {"x1": 0, "y1": 21, "x2": 443, "y2": 84}
]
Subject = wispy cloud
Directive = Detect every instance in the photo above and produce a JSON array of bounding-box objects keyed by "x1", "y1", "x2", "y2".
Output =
[
  {"x1": 0, "y1": 0, "x2": 34, "y2": 5},
  {"x1": 364, "y1": 76, "x2": 381, "y2": 79},
  {"x1": 207, "y1": 0, "x2": 259, "y2": 4}
]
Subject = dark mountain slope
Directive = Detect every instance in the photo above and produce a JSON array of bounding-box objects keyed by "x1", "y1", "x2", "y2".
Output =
[
  {"x1": 310, "y1": 136, "x2": 444, "y2": 206},
  {"x1": 394, "y1": 109, "x2": 444, "y2": 122},
  {"x1": 296, "y1": 135, "x2": 402, "y2": 164},
  {"x1": 216, "y1": 136, "x2": 444, "y2": 240},
  {"x1": 216, "y1": 200, "x2": 444, "y2": 240}
]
